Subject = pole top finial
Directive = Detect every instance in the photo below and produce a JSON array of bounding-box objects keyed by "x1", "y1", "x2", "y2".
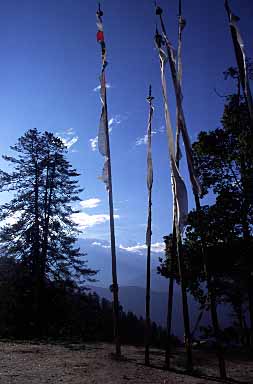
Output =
[
  {"x1": 179, "y1": 0, "x2": 182, "y2": 16},
  {"x1": 147, "y1": 84, "x2": 154, "y2": 102},
  {"x1": 155, "y1": 5, "x2": 163, "y2": 16},
  {"x1": 224, "y1": 0, "x2": 230, "y2": 14},
  {"x1": 97, "y1": 2, "x2": 103, "y2": 17}
]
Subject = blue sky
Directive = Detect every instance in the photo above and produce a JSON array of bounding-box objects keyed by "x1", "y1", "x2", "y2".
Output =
[{"x1": 0, "y1": 0, "x2": 252, "y2": 252}]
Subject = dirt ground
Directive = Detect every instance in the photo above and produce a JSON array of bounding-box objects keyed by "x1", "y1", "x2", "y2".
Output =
[{"x1": 0, "y1": 341, "x2": 252, "y2": 384}]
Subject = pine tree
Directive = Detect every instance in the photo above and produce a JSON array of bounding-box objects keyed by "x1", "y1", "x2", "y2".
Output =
[{"x1": 0, "y1": 129, "x2": 96, "y2": 333}]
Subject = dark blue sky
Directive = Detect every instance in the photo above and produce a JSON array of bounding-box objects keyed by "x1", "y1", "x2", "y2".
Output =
[{"x1": 0, "y1": 0, "x2": 252, "y2": 252}]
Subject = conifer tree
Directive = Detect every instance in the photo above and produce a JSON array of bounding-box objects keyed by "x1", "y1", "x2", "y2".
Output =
[{"x1": 0, "y1": 129, "x2": 96, "y2": 332}]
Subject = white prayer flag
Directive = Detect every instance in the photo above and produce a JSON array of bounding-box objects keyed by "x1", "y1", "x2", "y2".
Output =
[
  {"x1": 147, "y1": 106, "x2": 154, "y2": 191},
  {"x1": 158, "y1": 46, "x2": 188, "y2": 232},
  {"x1": 225, "y1": 0, "x2": 253, "y2": 121}
]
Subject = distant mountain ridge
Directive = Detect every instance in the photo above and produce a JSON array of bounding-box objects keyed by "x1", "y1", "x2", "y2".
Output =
[
  {"x1": 78, "y1": 237, "x2": 167, "y2": 291},
  {"x1": 80, "y1": 238, "x2": 231, "y2": 338},
  {"x1": 88, "y1": 285, "x2": 210, "y2": 339}
]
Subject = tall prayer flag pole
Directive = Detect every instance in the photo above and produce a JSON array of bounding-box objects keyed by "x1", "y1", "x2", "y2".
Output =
[
  {"x1": 156, "y1": 2, "x2": 226, "y2": 376},
  {"x1": 165, "y1": 0, "x2": 186, "y2": 369},
  {"x1": 225, "y1": 0, "x2": 253, "y2": 123},
  {"x1": 145, "y1": 85, "x2": 154, "y2": 366},
  {"x1": 155, "y1": 27, "x2": 193, "y2": 372},
  {"x1": 96, "y1": 3, "x2": 121, "y2": 357},
  {"x1": 175, "y1": 0, "x2": 185, "y2": 164},
  {"x1": 155, "y1": 5, "x2": 200, "y2": 199}
]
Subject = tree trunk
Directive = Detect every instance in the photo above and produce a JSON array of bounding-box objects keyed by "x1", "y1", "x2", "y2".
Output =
[
  {"x1": 248, "y1": 273, "x2": 253, "y2": 348},
  {"x1": 240, "y1": 154, "x2": 253, "y2": 349},
  {"x1": 209, "y1": 276, "x2": 227, "y2": 378},
  {"x1": 194, "y1": 194, "x2": 226, "y2": 378},
  {"x1": 32, "y1": 155, "x2": 40, "y2": 329},
  {"x1": 41, "y1": 154, "x2": 56, "y2": 281}
]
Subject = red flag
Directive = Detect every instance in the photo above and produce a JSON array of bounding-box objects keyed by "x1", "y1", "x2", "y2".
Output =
[{"x1": 97, "y1": 31, "x2": 104, "y2": 43}]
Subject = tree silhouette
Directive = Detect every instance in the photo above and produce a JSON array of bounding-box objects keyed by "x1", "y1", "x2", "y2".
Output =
[{"x1": 0, "y1": 128, "x2": 96, "y2": 334}]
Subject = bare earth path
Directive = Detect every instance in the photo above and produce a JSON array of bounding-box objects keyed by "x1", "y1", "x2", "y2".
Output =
[{"x1": 0, "y1": 341, "x2": 252, "y2": 384}]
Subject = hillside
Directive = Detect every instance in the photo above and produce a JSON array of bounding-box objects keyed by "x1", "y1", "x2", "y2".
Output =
[
  {"x1": 88, "y1": 285, "x2": 200, "y2": 338},
  {"x1": 82, "y1": 239, "x2": 231, "y2": 338}
]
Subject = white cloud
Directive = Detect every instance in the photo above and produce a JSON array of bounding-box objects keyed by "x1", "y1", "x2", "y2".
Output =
[
  {"x1": 119, "y1": 242, "x2": 164, "y2": 254},
  {"x1": 108, "y1": 115, "x2": 121, "y2": 127},
  {"x1": 80, "y1": 198, "x2": 101, "y2": 209},
  {"x1": 135, "y1": 131, "x2": 157, "y2": 146},
  {"x1": 61, "y1": 136, "x2": 79, "y2": 149},
  {"x1": 57, "y1": 128, "x2": 79, "y2": 149},
  {"x1": 119, "y1": 244, "x2": 146, "y2": 253},
  {"x1": 93, "y1": 83, "x2": 112, "y2": 92},
  {"x1": 89, "y1": 115, "x2": 122, "y2": 151},
  {"x1": 89, "y1": 136, "x2": 98, "y2": 151},
  {"x1": 90, "y1": 240, "x2": 164, "y2": 253},
  {"x1": 92, "y1": 241, "x2": 110, "y2": 249},
  {"x1": 72, "y1": 197, "x2": 120, "y2": 231},
  {"x1": 65, "y1": 128, "x2": 75, "y2": 136},
  {"x1": 135, "y1": 134, "x2": 148, "y2": 146},
  {"x1": 71, "y1": 212, "x2": 120, "y2": 230},
  {"x1": 151, "y1": 242, "x2": 165, "y2": 253}
]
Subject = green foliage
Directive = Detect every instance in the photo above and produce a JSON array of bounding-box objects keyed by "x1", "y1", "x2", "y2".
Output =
[
  {"x1": 0, "y1": 128, "x2": 96, "y2": 285},
  {"x1": 0, "y1": 129, "x2": 98, "y2": 336},
  {"x1": 157, "y1": 235, "x2": 179, "y2": 279},
  {"x1": 159, "y1": 66, "x2": 253, "y2": 346}
]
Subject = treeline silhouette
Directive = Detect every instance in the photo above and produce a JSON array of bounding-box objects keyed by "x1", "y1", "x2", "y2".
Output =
[
  {"x1": 159, "y1": 66, "x2": 253, "y2": 352},
  {"x1": 0, "y1": 256, "x2": 173, "y2": 348}
]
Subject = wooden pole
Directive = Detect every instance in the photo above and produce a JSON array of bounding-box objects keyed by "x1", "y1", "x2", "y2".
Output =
[
  {"x1": 156, "y1": 6, "x2": 193, "y2": 371},
  {"x1": 156, "y1": 3, "x2": 226, "y2": 375},
  {"x1": 145, "y1": 229, "x2": 152, "y2": 365},
  {"x1": 96, "y1": 4, "x2": 121, "y2": 357},
  {"x1": 224, "y1": 0, "x2": 253, "y2": 123},
  {"x1": 176, "y1": 233, "x2": 193, "y2": 371},
  {"x1": 145, "y1": 85, "x2": 154, "y2": 366},
  {"x1": 106, "y1": 114, "x2": 121, "y2": 357},
  {"x1": 145, "y1": 194, "x2": 152, "y2": 366},
  {"x1": 165, "y1": 0, "x2": 184, "y2": 368},
  {"x1": 165, "y1": 252, "x2": 175, "y2": 368}
]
